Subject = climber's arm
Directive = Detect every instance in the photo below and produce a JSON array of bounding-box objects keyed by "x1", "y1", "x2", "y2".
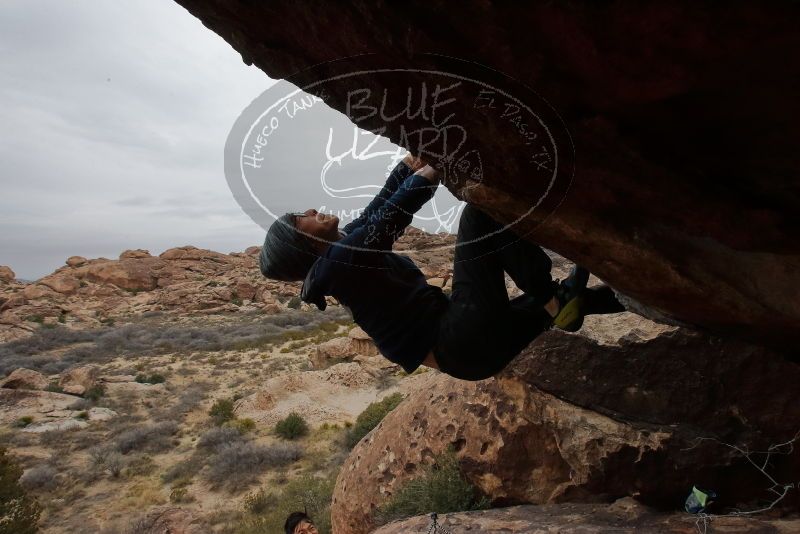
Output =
[
  {"x1": 348, "y1": 165, "x2": 440, "y2": 250},
  {"x1": 341, "y1": 153, "x2": 426, "y2": 234}
]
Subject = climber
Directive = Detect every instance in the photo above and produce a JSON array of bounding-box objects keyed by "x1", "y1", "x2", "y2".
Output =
[
  {"x1": 258, "y1": 153, "x2": 625, "y2": 381},
  {"x1": 284, "y1": 511, "x2": 317, "y2": 534}
]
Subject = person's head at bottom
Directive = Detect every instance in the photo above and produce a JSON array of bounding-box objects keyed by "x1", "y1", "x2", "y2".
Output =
[
  {"x1": 259, "y1": 209, "x2": 341, "y2": 282},
  {"x1": 284, "y1": 511, "x2": 317, "y2": 534}
]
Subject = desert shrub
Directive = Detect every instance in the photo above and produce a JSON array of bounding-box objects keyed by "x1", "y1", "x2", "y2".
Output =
[
  {"x1": 0, "y1": 308, "x2": 353, "y2": 375},
  {"x1": 160, "y1": 454, "x2": 204, "y2": 486},
  {"x1": 235, "y1": 474, "x2": 335, "y2": 534},
  {"x1": 209, "y1": 398, "x2": 235, "y2": 425},
  {"x1": 205, "y1": 442, "x2": 302, "y2": 491},
  {"x1": 242, "y1": 488, "x2": 276, "y2": 515},
  {"x1": 197, "y1": 427, "x2": 243, "y2": 450},
  {"x1": 345, "y1": 393, "x2": 404, "y2": 449},
  {"x1": 84, "y1": 384, "x2": 105, "y2": 402},
  {"x1": 67, "y1": 398, "x2": 91, "y2": 411},
  {"x1": 124, "y1": 455, "x2": 156, "y2": 478},
  {"x1": 75, "y1": 411, "x2": 89, "y2": 420},
  {"x1": 286, "y1": 296, "x2": 302, "y2": 309},
  {"x1": 374, "y1": 449, "x2": 488, "y2": 525},
  {"x1": 38, "y1": 430, "x2": 62, "y2": 448},
  {"x1": 44, "y1": 381, "x2": 63, "y2": 393},
  {"x1": 19, "y1": 464, "x2": 58, "y2": 491},
  {"x1": 229, "y1": 418, "x2": 256, "y2": 434},
  {"x1": 164, "y1": 381, "x2": 210, "y2": 419},
  {"x1": 113, "y1": 421, "x2": 178, "y2": 454},
  {"x1": 14, "y1": 416, "x2": 34, "y2": 428},
  {"x1": 169, "y1": 487, "x2": 193, "y2": 503},
  {"x1": 135, "y1": 373, "x2": 165, "y2": 384},
  {"x1": 0, "y1": 447, "x2": 41, "y2": 534},
  {"x1": 89, "y1": 447, "x2": 126, "y2": 477},
  {"x1": 274, "y1": 413, "x2": 308, "y2": 440}
]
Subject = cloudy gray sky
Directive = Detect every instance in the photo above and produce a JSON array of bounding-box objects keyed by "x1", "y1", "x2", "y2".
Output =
[
  {"x1": 0, "y1": 0, "x2": 270, "y2": 280},
  {"x1": 0, "y1": 1, "x2": 462, "y2": 280}
]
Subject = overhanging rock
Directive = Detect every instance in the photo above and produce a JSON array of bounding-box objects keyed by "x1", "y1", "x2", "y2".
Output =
[{"x1": 174, "y1": 1, "x2": 800, "y2": 347}]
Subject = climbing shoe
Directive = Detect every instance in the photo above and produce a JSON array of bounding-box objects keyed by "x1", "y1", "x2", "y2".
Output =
[{"x1": 551, "y1": 265, "x2": 590, "y2": 332}]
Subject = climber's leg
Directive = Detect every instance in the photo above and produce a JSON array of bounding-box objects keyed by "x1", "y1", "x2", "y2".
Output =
[
  {"x1": 450, "y1": 204, "x2": 555, "y2": 306},
  {"x1": 447, "y1": 204, "x2": 510, "y2": 310},
  {"x1": 432, "y1": 204, "x2": 552, "y2": 381}
]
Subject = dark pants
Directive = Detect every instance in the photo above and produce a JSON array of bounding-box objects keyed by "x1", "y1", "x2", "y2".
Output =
[{"x1": 432, "y1": 204, "x2": 556, "y2": 381}]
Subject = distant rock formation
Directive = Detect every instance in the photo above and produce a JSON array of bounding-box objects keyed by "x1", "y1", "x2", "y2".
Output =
[{"x1": 0, "y1": 231, "x2": 454, "y2": 343}]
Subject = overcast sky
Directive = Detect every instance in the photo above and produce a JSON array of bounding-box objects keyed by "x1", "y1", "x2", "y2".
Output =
[
  {"x1": 0, "y1": 0, "x2": 274, "y2": 279},
  {"x1": 1, "y1": 0, "x2": 463, "y2": 281}
]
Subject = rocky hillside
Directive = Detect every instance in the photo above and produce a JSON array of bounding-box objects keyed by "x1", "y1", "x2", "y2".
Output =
[
  {"x1": 0, "y1": 228, "x2": 461, "y2": 533},
  {"x1": 0, "y1": 227, "x2": 454, "y2": 345}
]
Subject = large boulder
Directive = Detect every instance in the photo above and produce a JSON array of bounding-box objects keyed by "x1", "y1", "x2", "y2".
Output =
[
  {"x1": 58, "y1": 365, "x2": 100, "y2": 396},
  {"x1": 0, "y1": 389, "x2": 82, "y2": 425},
  {"x1": 348, "y1": 326, "x2": 379, "y2": 357},
  {"x1": 22, "y1": 283, "x2": 59, "y2": 301},
  {"x1": 330, "y1": 313, "x2": 800, "y2": 534},
  {"x1": 0, "y1": 368, "x2": 48, "y2": 391},
  {"x1": 372, "y1": 499, "x2": 800, "y2": 534},
  {"x1": 312, "y1": 329, "x2": 382, "y2": 369},
  {"x1": 0, "y1": 266, "x2": 14, "y2": 283},
  {"x1": 311, "y1": 337, "x2": 353, "y2": 369},
  {"x1": 174, "y1": 1, "x2": 800, "y2": 347},
  {"x1": 119, "y1": 249, "x2": 152, "y2": 260},
  {"x1": 65, "y1": 256, "x2": 87, "y2": 267},
  {"x1": 39, "y1": 274, "x2": 81, "y2": 295},
  {"x1": 83, "y1": 258, "x2": 160, "y2": 291}
]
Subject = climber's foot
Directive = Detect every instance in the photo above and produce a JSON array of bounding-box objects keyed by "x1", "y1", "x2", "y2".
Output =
[{"x1": 551, "y1": 265, "x2": 590, "y2": 332}]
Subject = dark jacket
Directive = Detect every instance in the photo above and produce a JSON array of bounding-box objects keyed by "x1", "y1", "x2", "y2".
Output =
[{"x1": 300, "y1": 165, "x2": 449, "y2": 373}]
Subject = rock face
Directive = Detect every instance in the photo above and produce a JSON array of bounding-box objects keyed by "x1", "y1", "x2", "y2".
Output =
[
  {"x1": 174, "y1": 1, "x2": 800, "y2": 347},
  {"x1": 330, "y1": 313, "x2": 800, "y2": 534},
  {"x1": 0, "y1": 368, "x2": 48, "y2": 390},
  {"x1": 348, "y1": 327, "x2": 379, "y2": 357},
  {"x1": 311, "y1": 327, "x2": 382, "y2": 369},
  {"x1": 0, "y1": 389, "x2": 82, "y2": 426},
  {"x1": 372, "y1": 499, "x2": 800, "y2": 534},
  {"x1": 0, "y1": 266, "x2": 14, "y2": 283},
  {"x1": 58, "y1": 365, "x2": 100, "y2": 396}
]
